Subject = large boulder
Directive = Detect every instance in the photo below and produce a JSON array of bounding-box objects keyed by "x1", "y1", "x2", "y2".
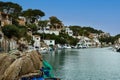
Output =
[
  {"x1": 0, "y1": 54, "x2": 16, "y2": 79},
  {"x1": 0, "y1": 50, "x2": 43, "y2": 80}
]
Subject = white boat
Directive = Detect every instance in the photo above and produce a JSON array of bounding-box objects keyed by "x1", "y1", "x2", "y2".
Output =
[
  {"x1": 56, "y1": 44, "x2": 64, "y2": 49},
  {"x1": 39, "y1": 47, "x2": 48, "y2": 53},
  {"x1": 63, "y1": 44, "x2": 71, "y2": 49}
]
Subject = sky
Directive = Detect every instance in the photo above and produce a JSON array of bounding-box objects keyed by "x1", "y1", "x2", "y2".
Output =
[{"x1": 1, "y1": 0, "x2": 120, "y2": 36}]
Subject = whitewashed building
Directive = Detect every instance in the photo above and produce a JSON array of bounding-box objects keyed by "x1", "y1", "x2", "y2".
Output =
[
  {"x1": 33, "y1": 35, "x2": 41, "y2": 50},
  {"x1": 44, "y1": 40, "x2": 55, "y2": 46},
  {"x1": 92, "y1": 38, "x2": 101, "y2": 47},
  {"x1": 18, "y1": 16, "x2": 26, "y2": 26},
  {"x1": 76, "y1": 36, "x2": 92, "y2": 48},
  {"x1": 118, "y1": 38, "x2": 120, "y2": 43},
  {"x1": 65, "y1": 27, "x2": 73, "y2": 36},
  {"x1": 38, "y1": 26, "x2": 59, "y2": 35},
  {"x1": 0, "y1": 12, "x2": 12, "y2": 27}
]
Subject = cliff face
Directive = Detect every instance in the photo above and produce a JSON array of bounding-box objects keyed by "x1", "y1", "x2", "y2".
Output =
[{"x1": 0, "y1": 50, "x2": 43, "y2": 80}]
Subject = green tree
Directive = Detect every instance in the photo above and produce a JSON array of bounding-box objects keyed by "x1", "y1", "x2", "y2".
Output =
[
  {"x1": 2, "y1": 25, "x2": 28, "y2": 39},
  {"x1": 22, "y1": 9, "x2": 45, "y2": 24},
  {"x1": 99, "y1": 36, "x2": 114, "y2": 44},
  {"x1": 2, "y1": 25, "x2": 19, "y2": 38},
  {"x1": 0, "y1": 1, "x2": 22, "y2": 17},
  {"x1": 49, "y1": 16, "x2": 63, "y2": 29},
  {"x1": 69, "y1": 26, "x2": 82, "y2": 36},
  {"x1": 17, "y1": 25, "x2": 27, "y2": 38},
  {"x1": 114, "y1": 34, "x2": 120, "y2": 40},
  {"x1": 27, "y1": 24, "x2": 37, "y2": 33},
  {"x1": 0, "y1": 1, "x2": 23, "y2": 26},
  {"x1": 69, "y1": 26, "x2": 103, "y2": 36},
  {"x1": 38, "y1": 20, "x2": 49, "y2": 29}
]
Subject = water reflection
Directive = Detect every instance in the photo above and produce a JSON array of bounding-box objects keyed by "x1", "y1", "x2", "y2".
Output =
[{"x1": 43, "y1": 48, "x2": 120, "y2": 80}]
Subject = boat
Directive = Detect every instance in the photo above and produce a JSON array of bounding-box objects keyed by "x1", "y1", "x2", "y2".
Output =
[
  {"x1": 116, "y1": 48, "x2": 120, "y2": 52},
  {"x1": 114, "y1": 44, "x2": 120, "y2": 52},
  {"x1": 63, "y1": 44, "x2": 71, "y2": 49}
]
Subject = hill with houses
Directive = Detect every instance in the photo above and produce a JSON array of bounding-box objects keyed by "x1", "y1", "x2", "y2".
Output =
[{"x1": 0, "y1": 1, "x2": 120, "y2": 52}]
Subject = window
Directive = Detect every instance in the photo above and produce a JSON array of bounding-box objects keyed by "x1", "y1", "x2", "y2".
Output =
[
  {"x1": 0, "y1": 21, "x2": 1, "y2": 26},
  {"x1": 50, "y1": 41, "x2": 52, "y2": 43},
  {"x1": 0, "y1": 34, "x2": 2, "y2": 39},
  {"x1": 37, "y1": 38, "x2": 39, "y2": 40}
]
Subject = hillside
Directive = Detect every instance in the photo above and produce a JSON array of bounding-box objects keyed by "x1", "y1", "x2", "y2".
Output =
[{"x1": 69, "y1": 26, "x2": 103, "y2": 36}]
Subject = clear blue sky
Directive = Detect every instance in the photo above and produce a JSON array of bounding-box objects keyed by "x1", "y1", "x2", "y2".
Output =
[{"x1": 2, "y1": 0, "x2": 120, "y2": 36}]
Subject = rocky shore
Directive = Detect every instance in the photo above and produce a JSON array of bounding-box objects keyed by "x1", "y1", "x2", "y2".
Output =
[{"x1": 0, "y1": 50, "x2": 43, "y2": 80}]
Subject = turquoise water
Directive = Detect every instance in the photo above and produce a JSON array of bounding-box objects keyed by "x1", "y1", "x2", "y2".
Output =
[{"x1": 43, "y1": 47, "x2": 120, "y2": 80}]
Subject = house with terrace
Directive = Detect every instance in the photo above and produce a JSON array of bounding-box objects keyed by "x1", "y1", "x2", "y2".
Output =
[
  {"x1": 38, "y1": 21, "x2": 64, "y2": 36},
  {"x1": 17, "y1": 16, "x2": 26, "y2": 26},
  {"x1": 0, "y1": 12, "x2": 12, "y2": 27}
]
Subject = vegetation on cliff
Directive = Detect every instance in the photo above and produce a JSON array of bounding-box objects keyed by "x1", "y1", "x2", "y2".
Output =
[{"x1": 69, "y1": 26, "x2": 103, "y2": 36}]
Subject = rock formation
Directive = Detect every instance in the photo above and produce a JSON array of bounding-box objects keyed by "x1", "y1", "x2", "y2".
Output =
[{"x1": 0, "y1": 50, "x2": 43, "y2": 80}]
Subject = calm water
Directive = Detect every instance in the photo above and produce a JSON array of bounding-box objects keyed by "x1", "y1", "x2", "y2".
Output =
[{"x1": 43, "y1": 47, "x2": 120, "y2": 80}]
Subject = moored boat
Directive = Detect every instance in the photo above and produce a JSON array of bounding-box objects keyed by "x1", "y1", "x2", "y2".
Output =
[{"x1": 116, "y1": 48, "x2": 120, "y2": 52}]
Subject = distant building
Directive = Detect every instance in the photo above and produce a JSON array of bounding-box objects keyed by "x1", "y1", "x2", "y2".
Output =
[
  {"x1": 65, "y1": 27, "x2": 73, "y2": 36},
  {"x1": 115, "y1": 38, "x2": 120, "y2": 44},
  {"x1": 18, "y1": 16, "x2": 26, "y2": 26},
  {"x1": 0, "y1": 12, "x2": 12, "y2": 27},
  {"x1": 88, "y1": 33, "x2": 101, "y2": 47},
  {"x1": 92, "y1": 38, "x2": 101, "y2": 47},
  {"x1": 89, "y1": 33, "x2": 99, "y2": 39},
  {"x1": 37, "y1": 19, "x2": 64, "y2": 36},
  {"x1": 76, "y1": 36, "x2": 92, "y2": 48},
  {"x1": 44, "y1": 40, "x2": 55, "y2": 46},
  {"x1": 118, "y1": 38, "x2": 120, "y2": 43},
  {"x1": 33, "y1": 35, "x2": 41, "y2": 50},
  {"x1": 73, "y1": 35, "x2": 82, "y2": 39},
  {"x1": 76, "y1": 36, "x2": 101, "y2": 48},
  {"x1": 38, "y1": 26, "x2": 59, "y2": 35},
  {"x1": 99, "y1": 33, "x2": 110, "y2": 38}
]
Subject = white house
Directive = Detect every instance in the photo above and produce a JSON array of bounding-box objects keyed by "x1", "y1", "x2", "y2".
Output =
[
  {"x1": 73, "y1": 35, "x2": 81, "y2": 39},
  {"x1": 65, "y1": 27, "x2": 73, "y2": 36},
  {"x1": 92, "y1": 38, "x2": 101, "y2": 47},
  {"x1": 0, "y1": 12, "x2": 12, "y2": 27},
  {"x1": 44, "y1": 40, "x2": 55, "y2": 46},
  {"x1": 18, "y1": 16, "x2": 26, "y2": 26},
  {"x1": 37, "y1": 26, "x2": 59, "y2": 35},
  {"x1": 76, "y1": 36, "x2": 92, "y2": 48},
  {"x1": 118, "y1": 38, "x2": 120, "y2": 43},
  {"x1": 33, "y1": 35, "x2": 41, "y2": 50}
]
